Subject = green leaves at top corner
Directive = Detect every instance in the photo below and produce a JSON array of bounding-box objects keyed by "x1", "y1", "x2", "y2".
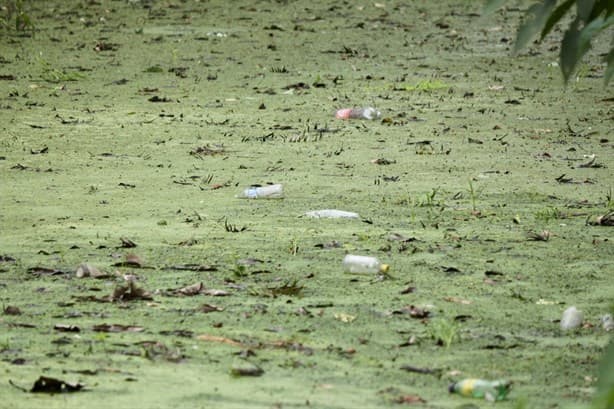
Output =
[
  {"x1": 540, "y1": 0, "x2": 574, "y2": 41},
  {"x1": 592, "y1": 339, "x2": 614, "y2": 409},
  {"x1": 561, "y1": 13, "x2": 614, "y2": 83},
  {"x1": 486, "y1": 0, "x2": 614, "y2": 85},
  {"x1": 514, "y1": 0, "x2": 557, "y2": 54},
  {"x1": 605, "y1": 47, "x2": 614, "y2": 85}
]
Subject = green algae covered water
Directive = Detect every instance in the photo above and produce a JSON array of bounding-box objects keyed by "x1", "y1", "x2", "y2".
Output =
[{"x1": 0, "y1": 1, "x2": 612, "y2": 408}]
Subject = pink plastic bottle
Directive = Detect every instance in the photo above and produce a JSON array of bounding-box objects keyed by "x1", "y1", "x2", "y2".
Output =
[{"x1": 335, "y1": 107, "x2": 381, "y2": 120}]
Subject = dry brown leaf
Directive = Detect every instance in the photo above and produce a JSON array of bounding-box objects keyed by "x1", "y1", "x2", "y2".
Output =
[
  {"x1": 119, "y1": 237, "x2": 137, "y2": 248},
  {"x1": 29, "y1": 376, "x2": 84, "y2": 393},
  {"x1": 3, "y1": 305, "x2": 21, "y2": 315},
  {"x1": 166, "y1": 264, "x2": 217, "y2": 272},
  {"x1": 527, "y1": 230, "x2": 551, "y2": 241},
  {"x1": 125, "y1": 253, "x2": 143, "y2": 266},
  {"x1": 53, "y1": 324, "x2": 80, "y2": 332},
  {"x1": 394, "y1": 394, "x2": 426, "y2": 404},
  {"x1": 334, "y1": 313, "x2": 356, "y2": 323},
  {"x1": 110, "y1": 281, "x2": 152, "y2": 302},
  {"x1": 75, "y1": 263, "x2": 110, "y2": 278},
  {"x1": 443, "y1": 296, "x2": 472, "y2": 305},
  {"x1": 230, "y1": 361, "x2": 264, "y2": 377},
  {"x1": 371, "y1": 158, "x2": 396, "y2": 165},
  {"x1": 199, "y1": 304, "x2": 224, "y2": 313},
  {"x1": 92, "y1": 324, "x2": 145, "y2": 333},
  {"x1": 196, "y1": 334, "x2": 243, "y2": 347},
  {"x1": 27, "y1": 266, "x2": 69, "y2": 276},
  {"x1": 578, "y1": 154, "x2": 597, "y2": 168},
  {"x1": 393, "y1": 305, "x2": 430, "y2": 319},
  {"x1": 400, "y1": 286, "x2": 416, "y2": 294},
  {"x1": 589, "y1": 212, "x2": 614, "y2": 226},
  {"x1": 176, "y1": 282, "x2": 204, "y2": 296}
]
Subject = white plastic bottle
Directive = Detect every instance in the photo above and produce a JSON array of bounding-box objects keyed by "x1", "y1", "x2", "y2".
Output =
[
  {"x1": 335, "y1": 107, "x2": 381, "y2": 120},
  {"x1": 237, "y1": 184, "x2": 283, "y2": 199},
  {"x1": 342, "y1": 254, "x2": 389, "y2": 274}
]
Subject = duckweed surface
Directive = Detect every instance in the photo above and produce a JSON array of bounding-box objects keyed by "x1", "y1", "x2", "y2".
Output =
[{"x1": 1, "y1": 1, "x2": 613, "y2": 408}]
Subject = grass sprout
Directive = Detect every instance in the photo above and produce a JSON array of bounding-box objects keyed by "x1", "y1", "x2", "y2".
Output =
[
  {"x1": 535, "y1": 206, "x2": 563, "y2": 222},
  {"x1": 427, "y1": 318, "x2": 459, "y2": 348}
]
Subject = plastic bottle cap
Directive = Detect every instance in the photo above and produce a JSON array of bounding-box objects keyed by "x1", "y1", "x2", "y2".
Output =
[
  {"x1": 380, "y1": 264, "x2": 390, "y2": 273},
  {"x1": 448, "y1": 383, "x2": 456, "y2": 393}
]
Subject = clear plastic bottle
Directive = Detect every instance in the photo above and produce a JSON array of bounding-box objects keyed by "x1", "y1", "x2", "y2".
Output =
[
  {"x1": 237, "y1": 184, "x2": 283, "y2": 199},
  {"x1": 335, "y1": 107, "x2": 381, "y2": 120},
  {"x1": 304, "y1": 209, "x2": 359, "y2": 219},
  {"x1": 342, "y1": 255, "x2": 389, "y2": 274},
  {"x1": 449, "y1": 379, "x2": 512, "y2": 401}
]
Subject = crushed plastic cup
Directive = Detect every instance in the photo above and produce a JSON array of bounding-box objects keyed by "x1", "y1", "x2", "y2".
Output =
[{"x1": 560, "y1": 306, "x2": 584, "y2": 330}]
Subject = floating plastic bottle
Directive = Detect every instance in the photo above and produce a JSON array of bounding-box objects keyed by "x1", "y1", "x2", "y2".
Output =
[
  {"x1": 304, "y1": 209, "x2": 359, "y2": 219},
  {"x1": 342, "y1": 255, "x2": 389, "y2": 274},
  {"x1": 237, "y1": 184, "x2": 283, "y2": 199},
  {"x1": 449, "y1": 379, "x2": 512, "y2": 401},
  {"x1": 335, "y1": 107, "x2": 381, "y2": 120},
  {"x1": 560, "y1": 306, "x2": 584, "y2": 330}
]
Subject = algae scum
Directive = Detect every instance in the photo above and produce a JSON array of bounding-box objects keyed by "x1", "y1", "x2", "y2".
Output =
[{"x1": 0, "y1": 1, "x2": 613, "y2": 408}]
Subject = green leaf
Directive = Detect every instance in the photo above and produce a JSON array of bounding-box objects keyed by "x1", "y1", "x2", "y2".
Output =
[
  {"x1": 605, "y1": 46, "x2": 614, "y2": 85},
  {"x1": 482, "y1": 0, "x2": 508, "y2": 15},
  {"x1": 592, "y1": 339, "x2": 614, "y2": 409},
  {"x1": 559, "y1": 15, "x2": 612, "y2": 83},
  {"x1": 583, "y1": 14, "x2": 614, "y2": 84},
  {"x1": 589, "y1": 0, "x2": 614, "y2": 20},
  {"x1": 514, "y1": 0, "x2": 557, "y2": 54},
  {"x1": 540, "y1": 0, "x2": 574, "y2": 40},
  {"x1": 560, "y1": 19, "x2": 581, "y2": 83},
  {"x1": 576, "y1": 0, "x2": 596, "y2": 23},
  {"x1": 578, "y1": 15, "x2": 614, "y2": 55}
]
